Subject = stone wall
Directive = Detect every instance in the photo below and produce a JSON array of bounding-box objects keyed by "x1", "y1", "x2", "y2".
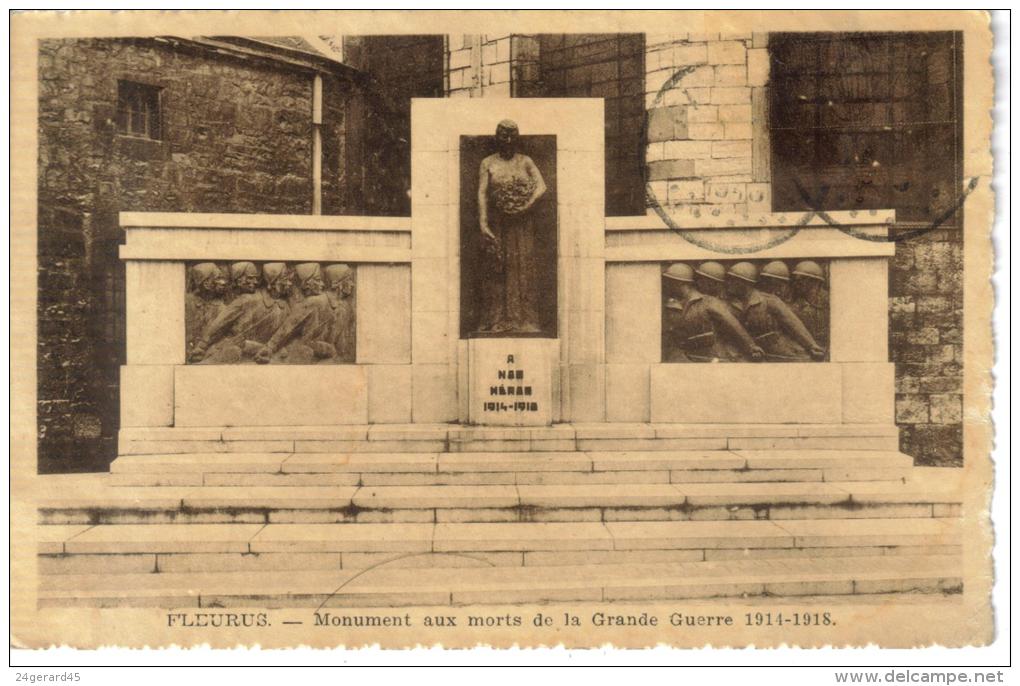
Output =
[
  {"x1": 37, "y1": 38, "x2": 344, "y2": 472},
  {"x1": 890, "y1": 231, "x2": 964, "y2": 466},
  {"x1": 531, "y1": 34, "x2": 645, "y2": 216},
  {"x1": 644, "y1": 33, "x2": 769, "y2": 215},
  {"x1": 446, "y1": 35, "x2": 516, "y2": 97}
]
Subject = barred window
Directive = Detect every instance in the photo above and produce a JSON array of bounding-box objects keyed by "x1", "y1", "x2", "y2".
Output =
[
  {"x1": 768, "y1": 32, "x2": 963, "y2": 227},
  {"x1": 115, "y1": 80, "x2": 162, "y2": 140}
]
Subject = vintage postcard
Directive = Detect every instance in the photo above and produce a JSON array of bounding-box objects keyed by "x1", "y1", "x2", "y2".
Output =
[{"x1": 10, "y1": 9, "x2": 998, "y2": 651}]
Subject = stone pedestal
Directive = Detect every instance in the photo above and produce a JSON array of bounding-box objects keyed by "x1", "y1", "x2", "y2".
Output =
[
  {"x1": 411, "y1": 98, "x2": 606, "y2": 424},
  {"x1": 466, "y1": 338, "x2": 557, "y2": 426}
]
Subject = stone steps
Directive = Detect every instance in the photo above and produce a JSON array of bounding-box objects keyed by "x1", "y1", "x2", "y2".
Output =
[
  {"x1": 40, "y1": 469, "x2": 959, "y2": 526},
  {"x1": 36, "y1": 554, "x2": 963, "y2": 608},
  {"x1": 39, "y1": 517, "x2": 961, "y2": 566},
  {"x1": 39, "y1": 518, "x2": 962, "y2": 556},
  {"x1": 117, "y1": 423, "x2": 901, "y2": 457},
  {"x1": 37, "y1": 438, "x2": 961, "y2": 608},
  {"x1": 107, "y1": 449, "x2": 914, "y2": 488}
]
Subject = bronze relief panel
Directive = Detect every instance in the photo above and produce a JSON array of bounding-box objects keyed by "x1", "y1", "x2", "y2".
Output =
[
  {"x1": 185, "y1": 261, "x2": 356, "y2": 364},
  {"x1": 661, "y1": 259, "x2": 830, "y2": 363}
]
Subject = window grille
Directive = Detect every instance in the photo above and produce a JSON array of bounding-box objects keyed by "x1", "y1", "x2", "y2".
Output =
[{"x1": 768, "y1": 32, "x2": 963, "y2": 227}]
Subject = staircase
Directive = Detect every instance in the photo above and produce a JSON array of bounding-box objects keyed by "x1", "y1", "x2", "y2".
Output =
[{"x1": 37, "y1": 423, "x2": 964, "y2": 609}]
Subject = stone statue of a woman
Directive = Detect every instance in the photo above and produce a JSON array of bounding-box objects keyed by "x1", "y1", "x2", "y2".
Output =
[{"x1": 476, "y1": 119, "x2": 547, "y2": 335}]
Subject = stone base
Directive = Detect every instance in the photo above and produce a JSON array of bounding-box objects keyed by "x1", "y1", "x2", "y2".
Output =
[{"x1": 465, "y1": 338, "x2": 558, "y2": 426}]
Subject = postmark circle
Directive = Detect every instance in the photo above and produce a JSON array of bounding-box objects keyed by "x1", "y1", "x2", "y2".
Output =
[
  {"x1": 643, "y1": 64, "x2": 979, "y2": 249},
  {"x1": 643, "y1": 64, "x2": 802, "y2": 254}
]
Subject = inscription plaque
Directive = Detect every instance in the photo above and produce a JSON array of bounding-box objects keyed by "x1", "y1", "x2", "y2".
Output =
[{"x1": 467, "y1": 338, "x2": 557, "y2": 426}]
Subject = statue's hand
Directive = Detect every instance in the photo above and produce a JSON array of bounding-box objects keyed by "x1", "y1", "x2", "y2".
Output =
[{"x1": 481, "y1": 226, "x2": 498, "y2": 244}]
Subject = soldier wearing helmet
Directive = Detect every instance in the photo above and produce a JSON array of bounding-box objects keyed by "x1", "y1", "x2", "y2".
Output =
[
  {"x1": 790, "y1": 260, "x2": 829, "y2": 349},
  {"x1": 694, "y1": 261, "x2": 727, "y2": 297},
  {"x1": 256, "y1": 262, "x2": 337, "y2": 364},
  {"x1": 190, "y1": 262, "x2": 293, "y2": 364},
  {"x1": 185, "y1": 262, "x2": 228, "y2": 360},
  {"x1": 726, "y1": 261, "x2": 825, "y2": 361},
  {"x1": 758, "y1": 260, "x2": 791, "y2": 300},
  {"x1": 323, "y1": 263, "x2": 356, "y2": 363},
  {"x1": 663, "y1": 262, "x2": 763, "y2": 363},
  {"x1": 229, "y1": 261, "x2": 260, "y2": 297}
]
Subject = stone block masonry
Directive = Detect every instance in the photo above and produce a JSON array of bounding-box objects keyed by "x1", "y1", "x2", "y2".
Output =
[
  {"x1": 890, "y1": 234, "x2": 964, "y2": 466},
  {"x1": 446, "y1": 35, "x2": 516, "y2": 98},
  {"x1": 645, "y1": 33, "x2": 767, "y2": 216}
]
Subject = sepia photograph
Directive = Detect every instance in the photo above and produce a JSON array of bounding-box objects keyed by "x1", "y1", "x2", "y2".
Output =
[{"x1": 8, "y1": 9, "x2": 1003, "y2": 663}]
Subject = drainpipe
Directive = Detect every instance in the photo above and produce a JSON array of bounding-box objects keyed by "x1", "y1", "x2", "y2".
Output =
[{"x1": 312, "y1": 73, "x2": 323, "y2": 215}]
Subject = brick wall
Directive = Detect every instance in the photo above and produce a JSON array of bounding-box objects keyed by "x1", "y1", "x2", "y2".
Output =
[
  {"x1": 446, "y1": 34, "x2": 521, "y2": 97},
  {"x1": 644, "y1": 33, "x2": 770, "y2": 215},
  {"x1": 37, "y1": 38, "x2": 341, "y2": 472}
]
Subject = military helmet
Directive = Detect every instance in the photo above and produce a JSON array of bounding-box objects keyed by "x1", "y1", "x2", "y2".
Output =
[
  {"x1": 262, "y1": 262, "x2": 288, "y2": 285},
  {"x1": 229, "y1": 261, "x2": 258, "y2": 281},
  {"x1": 662, "y1": 262, "x2": 695, "y2": 283},
  {"x1": 294, "y1": 262, "x2": 323, "y2": 285},
  {"x1": 189, "y1": 262, "x2": 220, "y2": 290},
  {"x1": 324, "y1": 263, "x2": 353, "y2": 286},
  {"x1": 727, "y1": 261, "x2": 759, "y2": 284},
  {"x1": 792, "y1": 260, "x2": 825, "y2": 282},
  {"x1": 695, "y1": 261, "x2": 727, "y2": 283},
  {"x1": 760, "y1": 260, "x2": 790, "y2": 282}
]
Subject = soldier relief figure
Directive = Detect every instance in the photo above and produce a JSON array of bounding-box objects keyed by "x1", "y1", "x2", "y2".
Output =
[
  {"x1": 184, "y1": 262, "x2": 228, "y2": 360},
  {"x1": 322, "y1": 263, "x2": 356, "y2": 363},
  {"x1": 789, "y1": 260, "x2": 830, "y2": 350},
  {"x1": 189, "y1": 262, "x2": 292, "y2": 364},
  {"x1": 663, "y1": 263, "x2": 763, "y2": 363},
  {"x1": 662, "y1": 259, "x2": 829, "y2": 363},
  {"x1": 476, "y1": 119, "x2": 548, "y2": 335},
  {"x1": 184, "y1": 261, "x2": 356, "y2": 364}
]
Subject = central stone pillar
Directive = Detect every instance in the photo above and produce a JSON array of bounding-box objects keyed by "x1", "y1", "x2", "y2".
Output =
[{"x1": 411, "y1": 99, "x2": 605, "y2": 425}]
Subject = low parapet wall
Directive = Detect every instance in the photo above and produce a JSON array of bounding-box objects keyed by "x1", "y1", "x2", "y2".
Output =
[{"x1": 119, "y1": 208, "x2": 895, "y2": 431}]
